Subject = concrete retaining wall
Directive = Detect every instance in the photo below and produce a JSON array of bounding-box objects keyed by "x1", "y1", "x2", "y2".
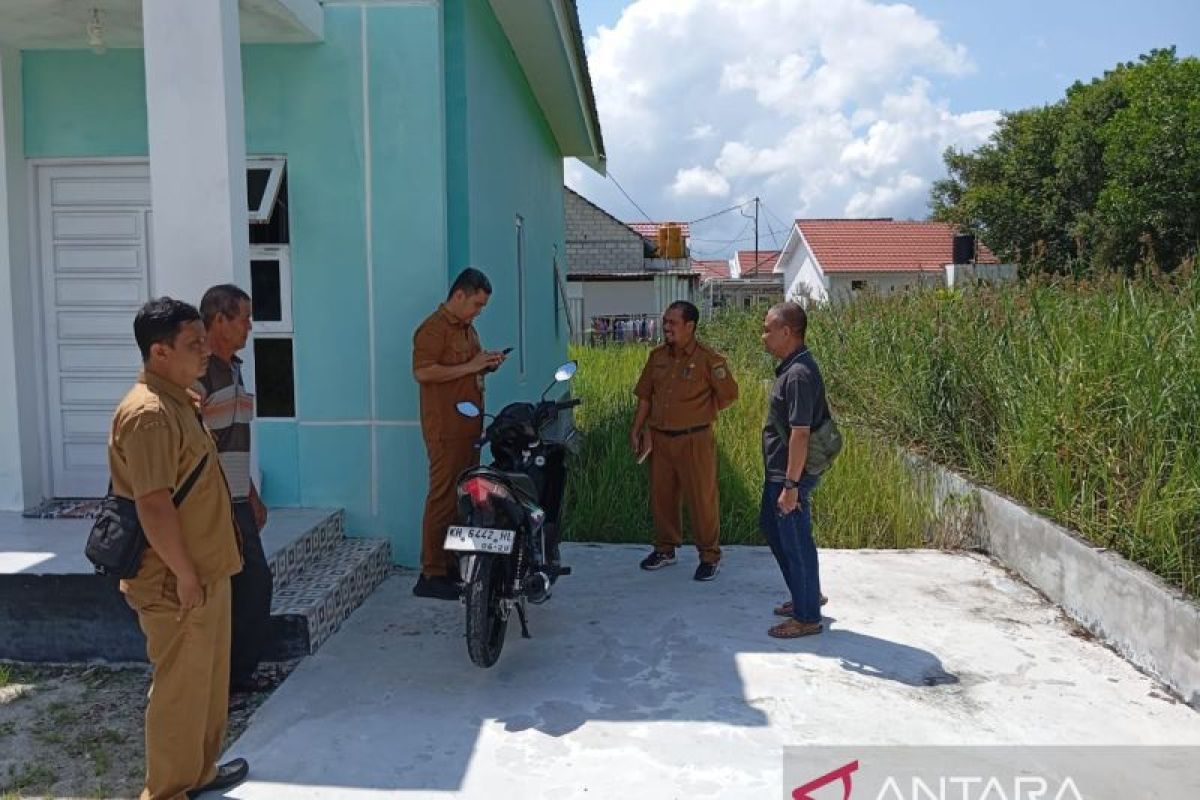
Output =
[{"x1": 910, "y1": 455, "x2": 1200, "y2": 708}]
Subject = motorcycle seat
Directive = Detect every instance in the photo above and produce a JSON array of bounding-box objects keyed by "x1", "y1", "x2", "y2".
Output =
[{"x1": 502, "y1": 472, "x2": 538, "y2": 501}]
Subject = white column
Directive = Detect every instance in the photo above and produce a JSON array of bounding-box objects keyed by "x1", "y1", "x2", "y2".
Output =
[
  {"x1": 0, "y1": 48, "x2": 32, "y2": 510},
  {"x1": 142, "y1": 0, "x2": 250, "y2": 303}
]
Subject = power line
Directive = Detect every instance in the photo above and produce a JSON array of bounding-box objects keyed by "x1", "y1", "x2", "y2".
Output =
[
  {"x1": 607, "y1": 170, "x2": 654, "y2": 222},
  {"x1": 761, "y1": 211, "x2": 783, "y2": 249},
  {"x1": 688, "y1": 200, "x2": 752, "y2": 226},
  {"x1": 690, "y1": 218, "x2": 753, "y2": 253},
  {"x1": 761, "y1": 202, "x2": 794, "y2": 235}
]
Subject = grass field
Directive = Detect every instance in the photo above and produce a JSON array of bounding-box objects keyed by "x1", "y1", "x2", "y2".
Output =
[
  {"x1": 563, "y1": 271, "x2": 1199, "y2": 594},
  {"x1": 563, "y1": 341, "x2": 937, "y2": 551}
]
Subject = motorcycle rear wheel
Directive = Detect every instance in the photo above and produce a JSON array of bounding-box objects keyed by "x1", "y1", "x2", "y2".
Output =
[{"x1": 465, "y1": 553, "x2": 508, "y2": 667}]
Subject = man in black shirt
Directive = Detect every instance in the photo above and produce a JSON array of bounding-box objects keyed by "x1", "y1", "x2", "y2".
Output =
[{"x1": 760, "y1": 302, "x2": 829, "y2": 638}]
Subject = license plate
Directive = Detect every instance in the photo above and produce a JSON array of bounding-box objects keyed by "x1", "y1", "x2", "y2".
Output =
[{"x1": 445, "y1": 526, "x2": 515, "y2": 554}]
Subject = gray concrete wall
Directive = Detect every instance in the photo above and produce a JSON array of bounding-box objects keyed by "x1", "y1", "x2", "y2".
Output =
[
  {"x1": 564, "y1": 188, "x2": 645, "y2": 274},
  {"x1": 909, "y1": 454, "x2": 1200, "y2": 707}
]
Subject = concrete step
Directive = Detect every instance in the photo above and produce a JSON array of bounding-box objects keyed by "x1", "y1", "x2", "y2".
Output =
[
  {"x1": 264, "y1": 508, "x2": 345, "y2": 589},
  {"x1": 264, "y1": 537, "x2": 392, "y2": 660},
  {"x1": 0, "y1": 507, "x2": 367, "y2": 663}
]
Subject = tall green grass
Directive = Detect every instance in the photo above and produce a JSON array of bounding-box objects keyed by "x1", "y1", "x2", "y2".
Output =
[
  {"x1": 564, "y1": 339, "x2": 936, "y2": 549},
  {"x1": 816, "y1": 271, "x2": 1200, "y2": 594},
  {"x1": 564, "y1": 271, "x2": 1199, "y2": 594}
]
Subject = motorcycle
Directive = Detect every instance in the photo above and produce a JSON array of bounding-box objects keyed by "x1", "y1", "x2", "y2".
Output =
[{"x1": 446, "y1": 361, "x2": 582, "y2": 668}]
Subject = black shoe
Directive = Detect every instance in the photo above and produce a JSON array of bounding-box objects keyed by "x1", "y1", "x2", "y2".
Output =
[
  {"x1": 640, "y1": 550, "x2": 677, "y2": 571},
  {"x1": 693, "y1": 561, "x2": 720, "y2": 581},
  {"x1": 413, "y1": 574, "x2": 461, "y2": 601},
  {"x1": 188, "y1": 758, "x2": 249, "y2": 798}
]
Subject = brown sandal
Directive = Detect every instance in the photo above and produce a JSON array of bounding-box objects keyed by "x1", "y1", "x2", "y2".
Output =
[
  {"x1": 768, "y1": 618, "x2": 823, "y2": 638},
  {"x1": 773, "y1": 595, "x2": 829, "y2": 616}
]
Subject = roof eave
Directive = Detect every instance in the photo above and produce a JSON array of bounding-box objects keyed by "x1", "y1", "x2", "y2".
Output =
[{"x1": 488, "y1": 0, "x2": 607, "y2": 174}]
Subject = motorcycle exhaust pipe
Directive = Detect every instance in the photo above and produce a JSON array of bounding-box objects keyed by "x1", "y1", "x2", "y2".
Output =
[{"x1": 523, "y1": 571, "x2": 551, "y2": 605}]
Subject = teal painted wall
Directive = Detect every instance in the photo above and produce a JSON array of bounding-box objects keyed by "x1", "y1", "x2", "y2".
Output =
[
  {"x1": 444, "y1": 0, "x2": 569, "y2": 406},
  {"x1": 20, "y1": 6, "x2": 447, "y2": 564},
  {"x1": 23, "y1": 49, "x2": 148, "y2": 157},
  {"x1": 20, "y1": 1, "x2": 571, "y2": 567}
]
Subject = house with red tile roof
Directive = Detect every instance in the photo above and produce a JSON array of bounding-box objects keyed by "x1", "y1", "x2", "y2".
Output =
[
  {"x1": 563, "y1": 188, "x2": 697, "y2": 341},
  {"x1": 732, "y1": 249, "x2": 781, "y2": 278},
  {"x1": 691, "y1": 259, "x2": 732, "y2": 281},
  {"x1": 775, "y1": 219, "x2": 1015, "y2": 304},
  {"x1": 628, "y1": 221, "x2": 692, "y2": 243},
  {"x1": 690, "y1": 249, "x2": 783, "y2": 313}
]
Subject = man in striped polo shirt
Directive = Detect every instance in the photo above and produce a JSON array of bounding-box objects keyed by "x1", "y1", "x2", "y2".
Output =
[{"x1": 198, "y1": 284, "x2": 274, "y2": 694}]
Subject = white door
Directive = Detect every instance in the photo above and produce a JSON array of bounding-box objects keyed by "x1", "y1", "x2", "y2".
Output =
[{"x1": 36, "y1": 162, "x2": 152, "y2": 497}]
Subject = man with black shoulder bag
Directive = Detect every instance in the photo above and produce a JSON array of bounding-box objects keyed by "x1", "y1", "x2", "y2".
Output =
[
  {"x1": 759, "y1": 302, "x2": 842, "y2": 639},
  {"x1": 100, "y1": 297, "x2": 249, "y2": 800}
]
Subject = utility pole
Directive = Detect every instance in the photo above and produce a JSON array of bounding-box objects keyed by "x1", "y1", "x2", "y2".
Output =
[{"x1": 753, "y1": 196, "x2": 760, "y2": 275}]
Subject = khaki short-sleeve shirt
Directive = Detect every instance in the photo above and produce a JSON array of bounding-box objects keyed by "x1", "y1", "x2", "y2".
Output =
[
  {"x1": 413, "y1": 304, "x2": 485, "y2": 441},
  {"x1": 108, "y1": 371, "x2": 242, "y2": 590},
  {"x1": 634, "y1": 339, "x2": 739, "y2": 430}
]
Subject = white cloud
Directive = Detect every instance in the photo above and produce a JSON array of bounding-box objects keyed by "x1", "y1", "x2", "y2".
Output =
[
  {"x1": 567, "y1": 0, "x2": 1000, "y2": 251},
  {"x1": 671, "y1": 166, "x2": 731, "y2": 198}
]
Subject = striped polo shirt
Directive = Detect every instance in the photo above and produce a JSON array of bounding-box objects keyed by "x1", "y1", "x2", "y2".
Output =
[{"x1": 196, "y1": 355, "x2": 255, "y2": 501}]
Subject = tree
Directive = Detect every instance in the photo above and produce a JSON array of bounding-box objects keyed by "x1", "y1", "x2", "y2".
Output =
[{"x1": 931, "y1": 48, "x2": 1200, "y2": 275}]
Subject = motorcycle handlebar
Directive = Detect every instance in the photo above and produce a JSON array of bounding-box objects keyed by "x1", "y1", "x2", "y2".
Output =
[{"x1": 555, "y1": 398, "x2": 583, "y2": 411}]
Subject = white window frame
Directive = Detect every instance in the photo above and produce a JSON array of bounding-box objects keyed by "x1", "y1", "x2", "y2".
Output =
[
  {"x1": 249, "y1": 244, "x2": 293, "y2": 335},
  {"x1": 247, "y1": 156, "x2": 286, "y2": 224}
]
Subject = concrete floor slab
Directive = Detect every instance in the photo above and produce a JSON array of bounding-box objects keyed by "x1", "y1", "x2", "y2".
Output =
[
  {"x1": 225, "y1": 545, "x2": 1200, "y2": 799},
  {"x1": 0, "y1": 507, "x2": 336, "y2": 575}
]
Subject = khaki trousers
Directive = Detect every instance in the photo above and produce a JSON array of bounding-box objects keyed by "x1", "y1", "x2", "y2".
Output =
[
  {"x1": 649, "y1": 426, "x2": 722, "y2": 564},
  {"x1": 421, "y1": 437, "x2": 480, "y2": 577},
  {"x1": 126, "y1": 574, "x2": 232, "y2": 800}
]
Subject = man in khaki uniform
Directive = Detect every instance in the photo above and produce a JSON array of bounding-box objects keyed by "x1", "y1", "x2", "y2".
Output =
[
  {"x1": 631, "y1": 300, "x2": 739, "y2": 581},
  {"x1": 109, "y1": 297, "x2": 248, "y2": 800},
  {"x1": 412, "y1": 268, "x2": 506, "y2": 600}
]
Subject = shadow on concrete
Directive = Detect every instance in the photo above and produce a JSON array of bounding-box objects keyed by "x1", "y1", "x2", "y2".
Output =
[
  {"x1": 223, "y1": 548, "x2": 963, "y2": 796},
  {"x1": 804, "y1": 616, "x2": 960, "y2": 687}
]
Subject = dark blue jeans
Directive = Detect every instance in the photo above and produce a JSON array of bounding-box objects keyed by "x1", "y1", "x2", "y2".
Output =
[{"x1": 760, "y1": 475, "x2": 822, "y2": 623}]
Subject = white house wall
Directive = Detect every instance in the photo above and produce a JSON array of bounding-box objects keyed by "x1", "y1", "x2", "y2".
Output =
[
  {"x1": 783, "y1": 245, "x2": 828, "y2": 304},
  {"x1": 826, "y1": 271, "x2": 944, "y2": 302},
  {"x1": 0, "y1": 47, "x2": 37, "y2": 510},
  {"x1": 579, "y1": 280, "x2": 659, "y2": 320}
]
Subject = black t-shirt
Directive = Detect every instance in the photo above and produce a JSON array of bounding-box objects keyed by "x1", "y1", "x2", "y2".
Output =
[{"x1": 762, "y1": 347, "x2": 829, "y2": 481}]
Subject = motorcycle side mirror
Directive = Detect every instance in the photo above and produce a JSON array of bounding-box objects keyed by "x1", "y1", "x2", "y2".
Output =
[
  {"x1": 456, "y1": 401, "x2": 481, "y2": 418},
  {"x1": 541, "y1": 360, "x2": 578, "y2": 401}
]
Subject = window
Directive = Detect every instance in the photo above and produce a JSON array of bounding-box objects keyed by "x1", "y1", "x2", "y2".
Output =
[
  {"x1": 851, "y1": 280, "x2": 868, "y2": 291},
  {"x1": 247, "y1": 157, "x2": 286, "y2": 224},
  {"x1": 248, "y1": 247, "x2": 292, "y2": 334},
  {"x1": 515, "y1": 214, "x2": 526, "y2": 376},
  {"x1": 246, "y1": 156, "x2": 294, "y2": 418},
  {"x1": 253, "y1": 337, "x2": 295, "y2": 418}
]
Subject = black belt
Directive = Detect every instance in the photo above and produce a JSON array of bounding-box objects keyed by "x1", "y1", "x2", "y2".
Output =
[{"x1": 652, "y1": 424, "x2": 710, "y2": 438}]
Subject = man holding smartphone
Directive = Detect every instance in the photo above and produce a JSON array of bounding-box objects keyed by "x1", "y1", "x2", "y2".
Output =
[{"x1": 411, "y1": 268, "x2": 507, "y2": 600}]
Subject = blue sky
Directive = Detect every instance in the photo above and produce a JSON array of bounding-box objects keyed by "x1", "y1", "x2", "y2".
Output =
[{"x1": 568, "y1": 0, "x2": 1200, "y2": 256}]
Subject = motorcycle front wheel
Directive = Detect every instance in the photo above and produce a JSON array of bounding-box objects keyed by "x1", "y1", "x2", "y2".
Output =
[{"x1": 465, "y1": 553, "x2": 508, "y2": 668}]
